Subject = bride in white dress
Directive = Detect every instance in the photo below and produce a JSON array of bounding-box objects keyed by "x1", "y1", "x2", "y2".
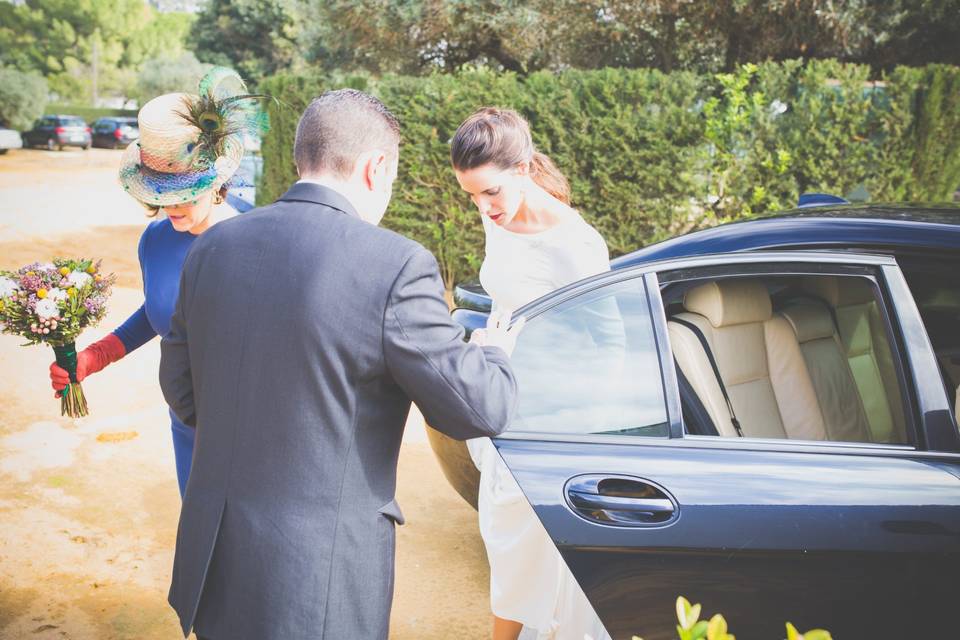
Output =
[{"x1": 451, "y1": 107, "x2": 613, "y2": 640}]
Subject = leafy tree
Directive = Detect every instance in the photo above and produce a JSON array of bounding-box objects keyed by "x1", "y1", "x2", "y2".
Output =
[
  {"x1": 298, "y1": 0, "x2": 958, "y2": 76},
  {"x1": 189, "y1": 0, "x2": 301, "y2": 85},
  {"x1": 0, "y1": 1, "x2": 195, "y2": 103},
  {"x1": 134, "y1": 51, "x2": 212, "y2": 105},
  {"x1": 125, "y1": 11, "x2": 195, "y2": 68},
  {"x1": 863, "y1": 0, "x2": 960, "y2": 70},
  {"x1": 0, "y1": 67, "x2": 48, "y2": 130}
]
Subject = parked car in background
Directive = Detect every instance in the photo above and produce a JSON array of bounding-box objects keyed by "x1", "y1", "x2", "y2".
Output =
[
  {"x1": 91, "y1": 117, "x2": 138, "y2": 149},
  {"x1": 428, "y1": 201, "x2": 960, "y2": 639},
  {"x1": 22, "y1": 115, "x2": 91, "y2": 151},
  {"x1": 0, "y1": 126, "x2": 23, "y2": 154}
]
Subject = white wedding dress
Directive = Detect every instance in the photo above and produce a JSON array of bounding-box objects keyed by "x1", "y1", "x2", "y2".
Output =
[{"x1": 468, "y1": 212, "x2": 612, "y2": 640}]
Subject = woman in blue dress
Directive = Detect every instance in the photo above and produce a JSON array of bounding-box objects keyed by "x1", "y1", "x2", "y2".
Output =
[{"x1": 49, "y1": 68, "x2": 258, "y2": 497}]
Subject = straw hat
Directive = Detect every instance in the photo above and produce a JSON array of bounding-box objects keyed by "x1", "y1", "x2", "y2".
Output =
[{"x1": 118, "y1": 67, "x2": 261, "y2": 207}]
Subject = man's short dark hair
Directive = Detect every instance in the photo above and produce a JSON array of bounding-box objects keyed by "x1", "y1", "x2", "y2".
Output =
[{"x1": 293, "y1": 89, "x2": 401, "y2": 178}]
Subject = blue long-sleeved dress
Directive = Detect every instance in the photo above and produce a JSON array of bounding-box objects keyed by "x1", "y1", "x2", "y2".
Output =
[
  {"x1": 112, "y1": 195, "x2": 251, "y2": 496},
  {"x1": 112, "y1": 218, "x2": 198, "y2": 496}
]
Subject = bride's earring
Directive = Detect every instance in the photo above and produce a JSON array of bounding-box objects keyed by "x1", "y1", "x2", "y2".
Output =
[{"x1": 212, "y1": 192, "x2": 224, "y2": 205}]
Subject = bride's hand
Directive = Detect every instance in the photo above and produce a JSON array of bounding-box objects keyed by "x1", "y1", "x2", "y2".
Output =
[{"x1": 473, "y1": 309, "x2": 525, "y2": 357}]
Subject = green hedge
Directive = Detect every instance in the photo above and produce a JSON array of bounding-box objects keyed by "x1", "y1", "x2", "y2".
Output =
[
  {"x1": 43, "y1": 104, "x2": 138, "y2": 124},
  {"x1": 259, "y1": 61, "x2": 960, "y2": 289}
]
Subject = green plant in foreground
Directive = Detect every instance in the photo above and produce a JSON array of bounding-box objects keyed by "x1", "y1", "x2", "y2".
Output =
[{"x1": 632, "y1": 596, "x2": 832, "y2": 640}]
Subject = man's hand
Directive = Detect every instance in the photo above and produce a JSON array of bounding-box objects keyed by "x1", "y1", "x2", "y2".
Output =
[{"x1": 469, "y1": 309, "x2": 526, "y2": 357}]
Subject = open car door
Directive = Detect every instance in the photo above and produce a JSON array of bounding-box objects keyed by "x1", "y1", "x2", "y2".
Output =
[{"x1": 492, "y1": 252, "x2": 960, "y2": 640}]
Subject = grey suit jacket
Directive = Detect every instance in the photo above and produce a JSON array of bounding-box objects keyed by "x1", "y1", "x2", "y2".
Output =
[{"x1": 159, "y1": 182, "x2": 517, "y2": 639}]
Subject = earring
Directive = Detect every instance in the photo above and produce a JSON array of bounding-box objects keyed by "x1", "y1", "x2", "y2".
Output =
[{"x1": 212, "y1": 193, "x2": 224, "y2": 205}]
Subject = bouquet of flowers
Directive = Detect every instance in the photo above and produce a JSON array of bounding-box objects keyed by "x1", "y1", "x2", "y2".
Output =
[{"x1": 0, "y1": 258, "x2": 116, "y2": 417}]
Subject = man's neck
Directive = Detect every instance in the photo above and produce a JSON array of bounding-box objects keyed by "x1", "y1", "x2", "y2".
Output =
[{"x1": 297, "y1": 175, "x2": 364, "y2": 219}]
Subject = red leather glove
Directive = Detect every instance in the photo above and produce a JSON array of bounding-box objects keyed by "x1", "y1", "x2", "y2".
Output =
[{"x1": 50, "y1": 333, "x2": 126, "y2": 397}]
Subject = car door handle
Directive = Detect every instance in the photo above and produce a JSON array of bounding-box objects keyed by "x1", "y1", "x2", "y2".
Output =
[
  {"x1": 568, "y1": 491, "x2": 674, "y2": 513},
  {"x1": 565, "y1": 475, "x2": 678, "y2": 527}
]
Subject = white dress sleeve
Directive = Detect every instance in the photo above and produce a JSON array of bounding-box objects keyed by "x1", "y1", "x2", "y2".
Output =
[{"x1": 550, "y1": 223, "x2": 611, "y2": 287}]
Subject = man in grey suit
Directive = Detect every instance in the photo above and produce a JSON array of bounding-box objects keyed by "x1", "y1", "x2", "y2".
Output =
[{"x1": 159, "y1": 89, "x2": 523, "y2": 639}]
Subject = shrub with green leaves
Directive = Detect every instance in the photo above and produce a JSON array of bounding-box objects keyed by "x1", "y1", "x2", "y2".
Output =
[
  {"x1": 632, "y1": 596, "x2": 832, "y2": 640},
  {"x1": 0, "y1": 67, "x2": 48, "y2": 131},
  {"x1": 259, "y1": 61, "x2": 960, "y2": 290}
]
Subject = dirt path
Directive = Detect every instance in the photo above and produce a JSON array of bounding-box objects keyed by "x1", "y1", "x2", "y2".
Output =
[{"x1": 0, "y1": 149, "x2": 491, "y2": 639}]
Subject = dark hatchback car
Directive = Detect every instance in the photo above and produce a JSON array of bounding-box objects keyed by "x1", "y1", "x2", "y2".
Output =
[
  {"x1": 91, "y1": 117, "x2": 139, "y2": 149},
  {"x1": 22, "y1": 115, "x2": 92, "y2": 150},
  {"x1": 428, "y1": 204, "x2": 960, "y2": 639}
]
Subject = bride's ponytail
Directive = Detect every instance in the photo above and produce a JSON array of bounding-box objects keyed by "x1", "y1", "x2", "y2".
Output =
[
  {"x1": 530, "y1": 151, "x2": 570, "y2": 205},
  {"x1": 451, "y1": 107, "x2": 571, "y2": 205}
]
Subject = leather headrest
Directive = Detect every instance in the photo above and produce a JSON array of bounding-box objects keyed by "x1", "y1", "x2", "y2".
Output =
[
  {"x1": 802, "y1": 276, "x2": 874, "y2": 307},
  {"x1": 684, "y1": 280, "x2": 772, "y2": 328},
  {"x1": 780, "y1": 303, "x2": 836, "y2": 343}
]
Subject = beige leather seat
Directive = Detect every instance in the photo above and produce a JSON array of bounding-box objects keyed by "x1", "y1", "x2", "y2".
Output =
[
  {"x1": 802, "y1": 277, "x2": 907, "y2": 444},
  {"x1": 668, "y1": 280, "x2": 827, "y2": 440},
  {"x1": 780, "y1": 302, "x2": 872, "y2": 442}
]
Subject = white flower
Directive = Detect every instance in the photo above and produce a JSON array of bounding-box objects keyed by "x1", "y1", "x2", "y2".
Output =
[
  {"x1": 47, "y1": 287, "x2": 68, "y2": 302},
  {"x1": 67, "y1": 271, "x2": 93, "y2": 288},
  {"x1": 0, "y1": 276, "x2": 18, "y2": 298},
  {"x1": 35, "y1": 298, "x2": 60, "y2": 320}
]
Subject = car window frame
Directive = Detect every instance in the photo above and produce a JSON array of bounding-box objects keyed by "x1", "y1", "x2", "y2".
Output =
[
  {"x1": 493, "y1": 250, "x2": 959, "y2": 456},
  {"x1": 656, "y1": 261, "x2": 919, "y2": 448}
]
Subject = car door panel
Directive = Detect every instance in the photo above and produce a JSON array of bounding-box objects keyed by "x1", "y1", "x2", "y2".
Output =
[
  {"x1": 495, "y1": 438, "x2": 960, "y2": 639},
  {"x1": 492, "y1": 253, "x2": 960, "y2": 640}
]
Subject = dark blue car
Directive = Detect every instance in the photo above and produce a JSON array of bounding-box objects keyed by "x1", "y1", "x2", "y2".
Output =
[{"x1": 427, "y1": 203, "x2": 960, "y2": 639}]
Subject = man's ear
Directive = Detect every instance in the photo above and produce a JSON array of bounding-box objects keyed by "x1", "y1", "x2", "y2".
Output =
[{"x1": 365, "y1": 151, "x2": 389, "y2": 189}]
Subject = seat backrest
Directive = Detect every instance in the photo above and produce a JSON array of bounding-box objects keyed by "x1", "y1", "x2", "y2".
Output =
[
  {"x1": 802, "y1": 277, "x2": 907, "y2": 443},
  {"x1": 780, "y1": 302, "x2": 872, "y2": 442},
  {"x1": 668, "y1": 279, "x2": 827, "y2": 440}
]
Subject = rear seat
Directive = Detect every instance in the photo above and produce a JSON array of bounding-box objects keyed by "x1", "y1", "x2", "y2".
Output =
[
  {"x1": 779, "y1": 302, "x2": 872, "y2": 442},
  {"x1": 801, "y1": 276, "x2": 907, "y2": 443},
  {"x1": 668, "y1": 279, "x2": 827, "y2": 440}
]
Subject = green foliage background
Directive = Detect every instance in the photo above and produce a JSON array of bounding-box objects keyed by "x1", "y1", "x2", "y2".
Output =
[
  {"x1": 0, "y1": 68, "x2": 48, "y2": 130},
  {"x1": 259, "y1": 61, "x2": 960, "y2": 289}
]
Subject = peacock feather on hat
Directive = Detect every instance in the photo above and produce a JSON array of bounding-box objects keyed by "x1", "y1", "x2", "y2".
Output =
[{"x1": 175, "y1": 67, "x2": 271, "y2": 167}]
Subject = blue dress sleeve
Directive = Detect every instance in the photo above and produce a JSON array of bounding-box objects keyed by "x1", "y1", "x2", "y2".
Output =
[
  {"x1": 109, "y1": 223, "x2": 158, "y2": 353},
  {"x1": 112, "y1": 305, "x2": 155, "y2": 353}
]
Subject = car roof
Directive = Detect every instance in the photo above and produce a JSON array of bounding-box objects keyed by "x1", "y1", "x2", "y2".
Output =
[{"x1": 611, "y1": 204, "x2": 960, "y2": 269}]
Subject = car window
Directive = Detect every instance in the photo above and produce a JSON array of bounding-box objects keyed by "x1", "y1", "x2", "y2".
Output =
[
  {"x1": 39, "y1": 117, "x2": 56, "y2": 127},
  {"x1": 663, "y1": 272, "x2": 910, "y2": 445},
  {"x1": 94, "y1": 120, "x2": 115, "y2": 133},
  {"x1": 60, "y1": 117, "x2": 87, "y2": 127},
  {"x1": 899, "y1": 257, "x2": 960, "y2": 412},
  {"x1": 506, "y1": 278, "x2": 669, "y2": 437}
]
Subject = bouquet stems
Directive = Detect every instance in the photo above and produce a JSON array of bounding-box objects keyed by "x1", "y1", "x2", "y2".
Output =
[{"x1": 53, "y1": 342, "x2": 88, "y2": 418}]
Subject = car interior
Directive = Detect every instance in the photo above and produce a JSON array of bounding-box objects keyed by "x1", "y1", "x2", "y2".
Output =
[
  {"x1": 897, "y1": 256, "x2": 960, "y2": 427},
  {"x1": 663, "y1": 273, "x2": 910, "y2": 444}
]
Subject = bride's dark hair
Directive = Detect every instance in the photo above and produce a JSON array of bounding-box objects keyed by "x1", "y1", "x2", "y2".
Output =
[{"x1": 450, "y1": 107, "x2": 571, "y2": 205}]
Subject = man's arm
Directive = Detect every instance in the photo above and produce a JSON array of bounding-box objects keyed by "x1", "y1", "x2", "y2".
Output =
[
  {"x1": 383, "y1": 247, "x2": 518, "y2": 440},
  {"x1": 159, "y1": 263, "x2": 196, "y2": 428}
]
